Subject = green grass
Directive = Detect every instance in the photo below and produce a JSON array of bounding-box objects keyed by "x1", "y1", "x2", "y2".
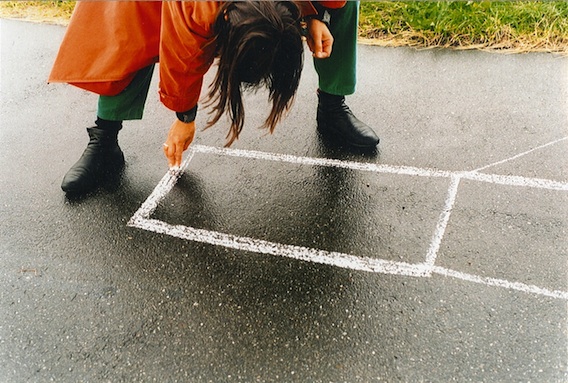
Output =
[
  {"x1": 359, "y1": 1, "x2": 568, "y2": 53},
  {"x1": 1, "y1": 1, "x2": 567, "y2": 53},
  {"x1": 0, "y1": 1, "x2": 74, "y2": 25}
]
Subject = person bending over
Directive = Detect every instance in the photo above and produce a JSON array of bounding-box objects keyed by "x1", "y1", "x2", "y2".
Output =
[{"x1": 49, "y1": 1, "x2": 306, "y2": 195}]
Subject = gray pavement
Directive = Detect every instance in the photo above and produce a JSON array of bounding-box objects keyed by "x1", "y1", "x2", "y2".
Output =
[{"x1": 1, "y1": 18, "x2": 567, "y2": 383}]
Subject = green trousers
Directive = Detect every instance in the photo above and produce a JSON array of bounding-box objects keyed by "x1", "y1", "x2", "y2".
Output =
[
  {"x1": 97, "y1": 2, "x2": 359, "y2": 121},
  {"x1": 313, "y1": 1, "x2": 358, "y2": 96},
  {"x1": 97, "y1": 64, "x2": 155, "y2": 121}
]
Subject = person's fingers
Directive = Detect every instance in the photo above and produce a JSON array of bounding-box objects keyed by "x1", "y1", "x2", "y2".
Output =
[
  {"x1": 312, "y1": 34, "x2": 323, "y2": 57},
  {"x1": 173, "y1": 144, "x2": 183, "y2": 168},
  {"x1": 163, "y1": 142, "x2": 175, "y2": 168},
  {"x1": 163, "y1": 119, "x2": 195, "y2": 169},
  {"x1": 315, "y1": 49, "x2": 329, "y2": 59},
  {"x1": 321, "y1": 37, "x2": 333, "y2": 58}
]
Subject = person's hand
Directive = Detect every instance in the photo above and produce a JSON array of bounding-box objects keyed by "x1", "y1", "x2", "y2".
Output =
[
  {"x1": 163, "y1": 119, "x2": 196, "y2": 169},
  {"x1": 306, "y1": 18, "x2": 333, "y2": 59}
]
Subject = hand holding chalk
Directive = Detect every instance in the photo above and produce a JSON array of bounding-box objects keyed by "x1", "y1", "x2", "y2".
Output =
[{"x1": 163, "y1": 119, "x2": 196, "y2": 169}]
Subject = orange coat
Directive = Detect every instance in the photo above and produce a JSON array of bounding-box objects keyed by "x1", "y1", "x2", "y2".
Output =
[{"x1": 49, "y1": 1, "x2": 346, "y2": 113}]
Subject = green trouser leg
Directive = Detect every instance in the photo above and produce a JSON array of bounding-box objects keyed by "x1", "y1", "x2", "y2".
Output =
[
  {"x1": 313, "y1": 1, "x2": 358, "y2": 96},
  {"x1": 97, "y1": 64, "x2": 155, "y2": 121}
]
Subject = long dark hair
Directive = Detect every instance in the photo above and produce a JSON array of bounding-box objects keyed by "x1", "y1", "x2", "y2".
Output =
[{"x1": 205, "y1": 1, "x2": 304, "y2": 146}]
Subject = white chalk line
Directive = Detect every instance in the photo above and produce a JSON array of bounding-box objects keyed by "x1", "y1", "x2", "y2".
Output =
[
  {"x1": 431, "y1": 266, "x2": 568, "y2": 300},
  {"x1": 128, "y1": 144, "x2": 568, "y2": 301},
  {"x1": 191, "y1": 144, "x2": 568, "y2": 191},
  {"x1": 127, "y1": 216, "x2": 568, "y2": 301},
  {"x1": 132, "y1": 151, "x2": 196, "y2": 220},
  {"x1": 424, "y1": 175, "x2": 461, "y2": 267},
  {"x1": 192, "y1": 144, "x2": 453, "y2": 178},
  {"x1": 460, "y1": 171, "x2": 568, "y2": 191},
  {"x1": 473, "y1": 136, "x2": 568, "y2": 173},
  {"x1": 128, "y1": 216, "x2": 430, "y2": 277}
]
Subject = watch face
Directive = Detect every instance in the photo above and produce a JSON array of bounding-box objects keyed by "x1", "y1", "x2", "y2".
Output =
[{"x1": 322, "y1": 10, "x2": 331, "y2": 24}]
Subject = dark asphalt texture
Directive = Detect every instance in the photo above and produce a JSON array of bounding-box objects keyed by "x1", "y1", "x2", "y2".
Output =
[{"x1": 1, "y1": 19, "x2": 567, "y2": 383}]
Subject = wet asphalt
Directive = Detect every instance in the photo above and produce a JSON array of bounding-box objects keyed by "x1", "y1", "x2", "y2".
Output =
[{"x1": 1, "y1": 18, "x2": 567, "y2": 383}]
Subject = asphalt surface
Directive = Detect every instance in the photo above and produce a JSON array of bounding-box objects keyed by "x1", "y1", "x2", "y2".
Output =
[{"x1": 1, "y1": 18, "x2": 567, "y2": 383}]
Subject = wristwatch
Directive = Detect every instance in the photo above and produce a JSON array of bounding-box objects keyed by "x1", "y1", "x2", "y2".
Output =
[
  {"x1": 176, "y1": 105, "x2": 197, "y2": 123},
  {"x1": 304, "y1": 2, "x2": 332, "y2": 27},
  {"x1": 304, "y1": 9, "x2": 331, "y2": 27}
]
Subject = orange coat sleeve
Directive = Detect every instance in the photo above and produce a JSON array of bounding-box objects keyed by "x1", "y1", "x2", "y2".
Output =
[
  {"x1": 296, "y1": 1, "x2": 346, "y2": 16},
  {"x1": 158, "y1": 1, "x2": 220, "y2": 113},
  {"x1": 316, "y1": 1, "x2": 347, "y2": 9}
]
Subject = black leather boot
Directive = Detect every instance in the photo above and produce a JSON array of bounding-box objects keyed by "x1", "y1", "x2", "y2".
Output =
[
  {"x1": 61, "y1": 125, "x2": 124, "y2": 194},
  {"x1": 317, "y1": 90, "x2": 380, "y2": 149}
]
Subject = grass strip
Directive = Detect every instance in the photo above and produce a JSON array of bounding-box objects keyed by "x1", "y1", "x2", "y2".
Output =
[
  {"x1": 0, "y1": 0, "x2": 74, "y2": 25},
  {"x1": 359, "y1": 1, "x2": 568, "y2": 53},
  {"x1": 1, "y1": 1, "x2": 567, "y2": 54}
]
